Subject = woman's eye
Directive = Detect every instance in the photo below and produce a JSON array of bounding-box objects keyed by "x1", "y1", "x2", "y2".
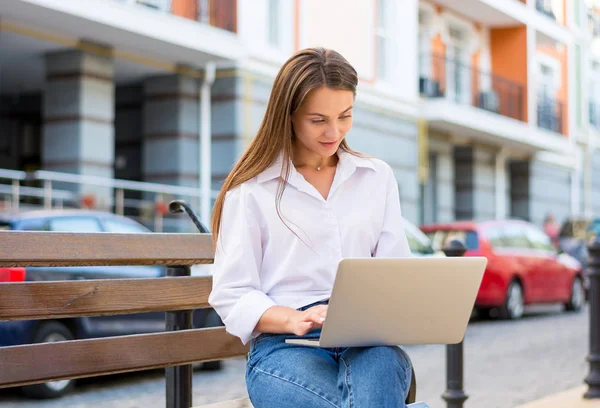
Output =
[
  {"x1": 340, "y1": 115, "x2": 352, "y2": 120},
  {"x1": 311, "y1": 119, "x2": 326, "y2": 124}
]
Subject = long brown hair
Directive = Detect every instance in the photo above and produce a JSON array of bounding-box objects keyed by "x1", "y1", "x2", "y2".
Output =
[{"x1": 211, "y1": 47, "x2": 361, "y2": 244}]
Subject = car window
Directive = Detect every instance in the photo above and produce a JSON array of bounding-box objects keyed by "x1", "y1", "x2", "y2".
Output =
[
  {"x1": 404, "y1": 227, "x2": 434, "y2": 255},
  {"x1": 485, "y1": 227, "x2": 506, "y2": 249},
  {"x1": 17, "y1": 218, "x2": 49, "y2": 231},
  {"x1": 425, "y1": 230, "x2": 479, "y2": 251},
  {"x1": 502, "y1": 224, "x2": 530, "y2": 249},
  {"x1": 102, "y1": 218, "x2": 149, "y2": 233},
  {"x1": 0, "y1": 221, "x2": 12, "y2": 230},
  {"x1": 49, "y1": 217, "x2": 102, "y2": 232},
  {"x1": 524, "y1": 226, "x2": 555, "y2": 252}
]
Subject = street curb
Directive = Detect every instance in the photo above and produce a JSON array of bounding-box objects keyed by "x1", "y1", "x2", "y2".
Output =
[{"x1": 515, "y1": 386, "x2": 600, "y2": 408}]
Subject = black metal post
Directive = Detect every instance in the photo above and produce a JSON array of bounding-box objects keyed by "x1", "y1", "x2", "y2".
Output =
[
  {"x1": 585, "y1": 237, "x2": 600, "y2": 399},
  {"x1": 166, "y1": 266, "x2": 193, "y2": 408},
  {"x1": 168, "y1": 200, "x2": 210, "y2": 233},
  {"x1": 441, "y1": 239, "x2": 468, "y2": 408}
]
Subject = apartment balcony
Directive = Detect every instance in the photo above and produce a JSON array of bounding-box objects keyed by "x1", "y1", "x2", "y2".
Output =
[
  {"x1": 124, "y1": 0, "x2": 236, "y2": 33},
  {"x1": 424, "y1": 0, "x2": 524, "y2": 27},
  {"x1": 0, "y1": 0, "x2": 244, "y2": 69},
  {"x1": 420, "y1": 53, "x2": 525, "y2": 121},
  {"x1": 419, "y1": 53, "x2": 571, "y2": 154},
  {"x1": 537, "y1": 96, "x2": 565, "y2": 135},
  {"x1": 591, "y1": 102, "x2": 600, "y2": 131}
]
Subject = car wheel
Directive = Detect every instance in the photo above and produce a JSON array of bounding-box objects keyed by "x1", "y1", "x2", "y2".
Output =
[
  {"x1": 500, "y1": 280, "x2": 524, "y2": 320},
  {"x1": 565, "y1": 276, "x2": 585, "y2": 312},
  {"x1": 475, "y1": 307, "x2": 491, "y2": 319},
  {"x1": 20, "y1": 322, "x2": 76, "y2": 399}
]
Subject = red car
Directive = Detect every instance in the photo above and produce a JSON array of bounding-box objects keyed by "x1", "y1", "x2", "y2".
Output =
[{"x1": 420, "y1": 219, "x2": 585, "y2": 320}]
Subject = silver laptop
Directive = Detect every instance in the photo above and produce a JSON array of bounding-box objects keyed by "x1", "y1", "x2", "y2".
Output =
[{"x1": 285, "y1": 256, "x2": 487, "y2": 348}]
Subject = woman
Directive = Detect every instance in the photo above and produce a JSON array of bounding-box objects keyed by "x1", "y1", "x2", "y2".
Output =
[
  {"x1": 543, "y1": 213, "x2": 560, "y2": 249},
  {"x1": 209, "y1": 47, "x2": 413, "y2": 408}
]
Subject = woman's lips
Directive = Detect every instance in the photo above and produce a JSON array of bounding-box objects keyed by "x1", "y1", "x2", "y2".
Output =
[{"x1": 319, "y1": 141, "x2": 337, "y2": 148}]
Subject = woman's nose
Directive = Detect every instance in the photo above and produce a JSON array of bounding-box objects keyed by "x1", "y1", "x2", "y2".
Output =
[{"x1": 324, "y1": 123, "x2": 339, "y2": 139}]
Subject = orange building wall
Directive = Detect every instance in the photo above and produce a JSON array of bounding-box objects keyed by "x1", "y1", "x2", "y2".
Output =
[
  {"x1": 490, "y1": 27, "x2": 528, "y2": 122},
  {"x1": 431, "y1": 34, "x2": 447, "y2": 90},
  {"x1": 536, "y1": 44, "x2": 569, "y2": 136},
  {"x1": 172, "y1": 0, "x2": 197, "y2": 20}
]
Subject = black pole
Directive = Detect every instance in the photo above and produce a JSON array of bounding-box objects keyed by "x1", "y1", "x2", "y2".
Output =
[
  {"x1": 585, "y1": 237, "x2": 600, "y2": 399},
  {"x1": 441, "y1": 239, "x2": 468, "y2": 408},
  {"x1": 169, "y1": 200, "x2": 210, "y2": 233},
  {"x1": 166, "y1": 266, "x2": 193, "y2": 408}
]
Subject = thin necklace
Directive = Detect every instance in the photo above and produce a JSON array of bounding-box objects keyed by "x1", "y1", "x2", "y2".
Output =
[{"x1": 317, "y1": 158, "x2": 323, "y2": 171}]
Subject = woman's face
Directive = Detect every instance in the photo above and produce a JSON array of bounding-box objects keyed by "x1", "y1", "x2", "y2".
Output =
[{"x1": 291, "y1": 86, "x2": 354, "y2": 159}]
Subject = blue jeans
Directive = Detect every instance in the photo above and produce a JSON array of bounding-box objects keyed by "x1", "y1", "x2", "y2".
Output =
[{"x1": 245, "y1": 301, "x2": 413, "y2": 408}]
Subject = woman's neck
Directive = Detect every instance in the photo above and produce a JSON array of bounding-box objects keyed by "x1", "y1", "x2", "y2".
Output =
[{"x1": 292, "y1": 145, "x2": 338, "y2": 171}]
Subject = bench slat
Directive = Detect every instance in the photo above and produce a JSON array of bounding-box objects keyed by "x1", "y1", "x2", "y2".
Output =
[
  {"x1": 0, "y1": 276, "x2": 212, "y2": 321},
  {"x1": 0, "y1": 231, "x2": 214, "y2": 267},
  {"x1": 0, "y1": 327, "x2": 248, "y2": 389}
]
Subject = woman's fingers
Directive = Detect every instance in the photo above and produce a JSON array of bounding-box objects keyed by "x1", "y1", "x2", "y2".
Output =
[
  {"x1": 295, "y1": 321, "x2": 314, "y2": 336},
  {"x1": 303, "y1": 311, "x2": 326, "y2": 324},
  {"x1": 306, "y1": 305, "x2": 328, "y2": 320}
]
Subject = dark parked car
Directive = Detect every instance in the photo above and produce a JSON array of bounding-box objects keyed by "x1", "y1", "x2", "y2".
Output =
[{"x1": 0, "y1": 209, "x2": 223, "y2": 399}]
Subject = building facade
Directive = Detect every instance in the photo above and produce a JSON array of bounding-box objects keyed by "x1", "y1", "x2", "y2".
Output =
[{"x1": 0, "y1": 0, "x2": 598, "y2": 229}]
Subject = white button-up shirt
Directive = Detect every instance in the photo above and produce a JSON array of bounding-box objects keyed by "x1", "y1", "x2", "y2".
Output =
[{"x1": 208, "y1": 150, "x2": 412, "y2": 344}]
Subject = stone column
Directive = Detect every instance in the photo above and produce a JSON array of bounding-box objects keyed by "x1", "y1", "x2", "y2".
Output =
[
  {"x1": 142, "y1": 74, "x2": 200, "y2": 232},
  {"x1": 454, "y1": 145, "x2": 496, "y2": 221},
  {"x1": 42, "y1": 45, "x2": 115, "y2": 208},
  {"x1": 142, "y1": 74, "x2": 199, "y2": 188}
]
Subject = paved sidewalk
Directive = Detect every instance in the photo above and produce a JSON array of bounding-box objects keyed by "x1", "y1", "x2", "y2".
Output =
[{"x1": 516, "y1": 386, "x2": 600, "y2": 408}]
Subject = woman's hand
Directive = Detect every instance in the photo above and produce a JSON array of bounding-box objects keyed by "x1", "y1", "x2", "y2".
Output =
[{"x1": 287, "y1": 305, "x2": 328, "y2": 336}]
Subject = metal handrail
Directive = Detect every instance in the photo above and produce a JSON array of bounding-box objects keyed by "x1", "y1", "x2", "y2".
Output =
[
  {"x1": 537, "y1": 95, "x2": 565, "y2": 135},
  {"x1": 0, "y1": 169, "x2": 26, "y2": 181},
  {"x1": 31, "y1": 171, "x2": 217, "y2": 198},
  {"x1": 0, "y1": 169, "x2": 221, "y2": 232}
]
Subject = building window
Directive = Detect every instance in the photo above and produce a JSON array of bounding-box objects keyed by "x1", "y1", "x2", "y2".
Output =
[
  {"x1": 376, "y1": 0, "x2": 392, "y2": 81},
  {"x1": 198, "y1": 0, "x2": 210, "y2": 23},
  {"x1": 445, "y1": 25, "x2": 471, "y2": 104},
  {"x1": 590, "y1": 61, "x2": 600, "y2": 129},
  {"x1": 536, "y1": 56, "x2": 562, "y2": 133},
  {"x1": 267, "y1": 0, "x2": 280, "y2": 47}
]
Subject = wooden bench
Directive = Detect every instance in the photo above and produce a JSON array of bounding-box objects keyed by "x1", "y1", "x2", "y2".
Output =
[{"x1": 0, "y1": 231, "x2": 425, "y2": 407}]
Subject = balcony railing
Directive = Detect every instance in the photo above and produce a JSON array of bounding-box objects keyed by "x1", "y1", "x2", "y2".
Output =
[
  {"x1": 419, "y1": 53, "x2": 525, "y2": 122},
  {"x1": 121, "y1": 0, "x2": 237, "y2": 33},
  {"x1": 590, "y1": 102, "x2": 600, "y2": 131},
  {"x1": 536, "y1": 0, "x2": 557, "y2": 21},
  {"x1": 537, "y1": 95, "x2": 565, "y2": 134}
]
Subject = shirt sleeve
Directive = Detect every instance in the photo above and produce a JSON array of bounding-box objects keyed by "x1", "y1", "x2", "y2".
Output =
[
  {"x1": 208, "y1": 184, "x2": 276, "y2": 345},
  {"x1": 373, "y1": 165, "x2": 413, "y2": 258}
]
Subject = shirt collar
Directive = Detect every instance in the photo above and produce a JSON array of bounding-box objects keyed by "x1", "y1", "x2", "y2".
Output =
[{"x1": 256, "y1": 149, "x2": 376, "y2": 185}]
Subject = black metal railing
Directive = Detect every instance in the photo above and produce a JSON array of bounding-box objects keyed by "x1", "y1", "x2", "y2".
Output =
[
  {"x1": 536, "y1": 0, "x2": 557, "y2": 21},
  {"x1": 537, "y1": 95, "x2": 565, "y2": 134},
  {"x1": 419, "y1": 53, "x2": 525, "y2": 122},
  {"x1": 591, "y1": 102, "x2": 600, "y2": 130}
]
